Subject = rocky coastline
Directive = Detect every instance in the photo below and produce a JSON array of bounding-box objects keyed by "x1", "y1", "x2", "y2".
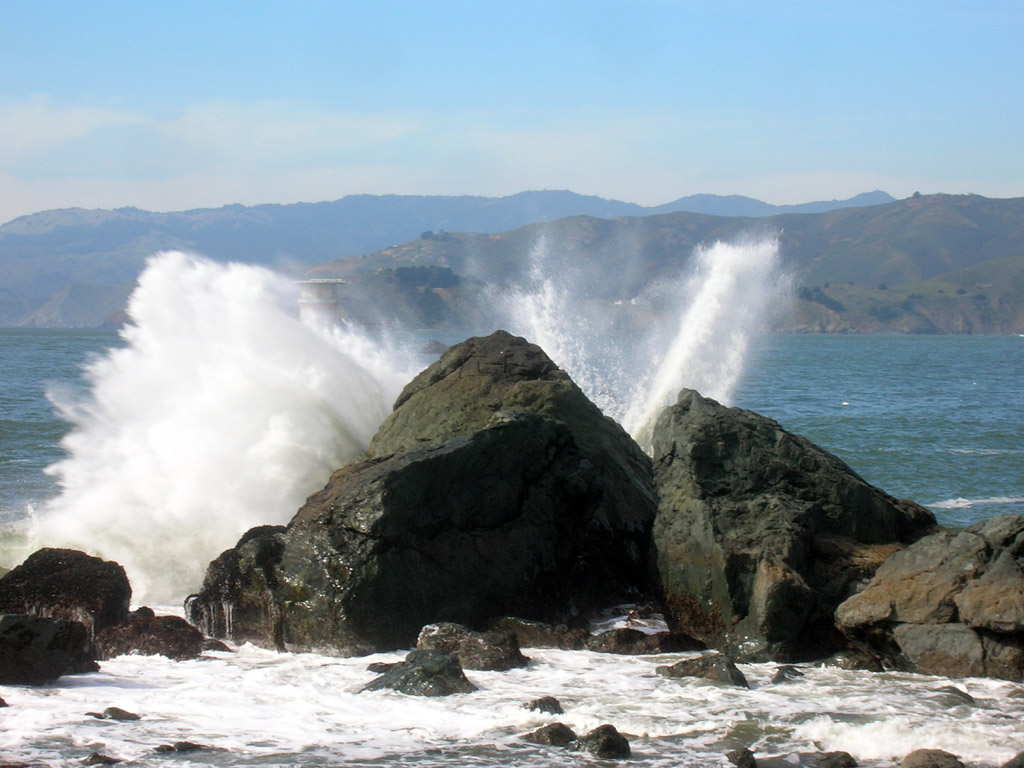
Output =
[{"x1": 2, "y1": 330, "x2": 1023, "y2": 766}]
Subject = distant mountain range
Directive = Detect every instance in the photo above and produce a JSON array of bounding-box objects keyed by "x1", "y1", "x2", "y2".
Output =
[{"x1": 3, "y1": 189, "x2": 1023, "y2": 333}]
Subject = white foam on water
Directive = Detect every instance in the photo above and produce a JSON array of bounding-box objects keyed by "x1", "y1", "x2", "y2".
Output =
[
  {"x1": 1, "y1": 252, "x2": 414, "y2": 604},
  {"x1": 931, "y1": 496, "x2": 1024, "y2": 510},
  {"x1": 2, "y1": 640, "x2": 1022, "y2": 768}
]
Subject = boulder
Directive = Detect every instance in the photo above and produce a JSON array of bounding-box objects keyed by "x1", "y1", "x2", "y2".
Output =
[
  {"x1": 188, "y1": 409, "x2": 640, "y2": 654},
  {"x1": 524, "y1": 696, "x2": 563, "y2": 714},
  {"x1": 656, "y1": 653, "x2": 749, "y2": 688},
  {"x1": 0, "y1": 548, "x2": 131, "y2": 637},
  {"x1": 576, "y1": 724, "x2": 631, "y2": 759},
  {"x1": 900, "y1": 749, "x2": 964, "y2": 768},
  {"x1": 94, "y1": 607, "x2": 205, "y2": 661},
  {"x1": 727, "y1": 747, "x2": 758, "y2": 768},
  {"x1": 0, "y1": 614, "x2": 98, "y2": 685},
  {"x1": 416, "y1": 623, "x2": 528, "y2": 671},
  {"x1": 522, "y1": 723, "x2": 577, "y2": 746},
  {"x1": 651, "y1": 389, "x2": 935, "y2": 661},
  {"x1": 360, "y1": 650, "x2": 476, "y2": 696},
  {"x1": 819, "y1": 752, "x2": 858, "y2": 768},
  {"x1": 837, "y1": 515, "x2": 1024, "y2": 680}
]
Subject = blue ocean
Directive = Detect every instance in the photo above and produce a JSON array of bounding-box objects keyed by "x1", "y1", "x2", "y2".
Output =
[{"x1": 1, "y1": 250, "x2": 1022, "y2": 767}]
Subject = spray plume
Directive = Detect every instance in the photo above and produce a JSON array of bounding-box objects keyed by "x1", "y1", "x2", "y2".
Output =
[{"x1": 15, "y1": 251, "x2": 413, "y2": 604}]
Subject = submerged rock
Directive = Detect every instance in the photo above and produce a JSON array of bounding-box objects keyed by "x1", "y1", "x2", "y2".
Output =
[
  {"x1": 727, "y1": 747, "x2": 757, "y2": 768},
  {"x1": 837, "y1": 514, "x2": 1024, "y2": 680},
  {"x1": 0, "y1": 548, "x2": 131, "y2": 638},
  {"x1": 656, "y1": 653, "x2": 750, "y2": 688},
  {"x1": 416, "y1": 623, "x2": 528, "y2": 671},
  {"x1": 585, "y1": 627, "x2": 703, "y2": 654},
  {"x1": 650, "y1": 389, "x2": 935, "y2": 661},
  {"x1": 360, "y1": 650, "x2": 476, "y2": 696},
  {"x1": 0, "y1": 614, "x2": 98, "y2": 685},
  {"x1": 188, "y1": 332, "x2": 657, "y2": 655},
  {"x1": 522, "y1": 722, "x2": 577, "y2": 746},
  {"x1": 576, "y1": 724, "x2": 631, "y2": 759},
  {"x1": 524, "y1": 696, "x2": 564, "y2": 714}
]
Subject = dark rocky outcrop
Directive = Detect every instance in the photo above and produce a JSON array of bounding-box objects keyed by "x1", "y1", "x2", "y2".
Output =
[
  {"x1": 0, "y1": 614, "x2": 98, "y2": 685},
  {"x1": 87, "y1": 707, "x2": 141, "y2": 721},
  {"x1": 94, "y1": 607, "x2": 205, "y2": 661},
  {"x1": 576, "y1": 724, "x2": 631, "y2": 759},
  {"x1": 522, "y1": 723, "x2": 577, "y2": 746},
  {"x1": 656, "y1": 653, "x2": 750, "y2": 688},
  {"x1": 0, "y1": 548, "x2": 131, "y2": 637},
  {"x1": 836, "y1": 515, "x2": 1024, "y2": 680},
  {"x1": 1002, "y1": 752, "x2": 1024, "y2": 768},
  {"x1": 651, "y1": 389, "x2": 936, "y2": 661},
  {"x1": 819, "y1": 751, "x2": 858, "y2": 768},
  {"x1": 188, "y1": 333, "x2": 658, "y2": 655},
  {"x1": 727, "y1": 747, "x2": 758, "y2": 768},
  {"x1": 360, "y1": 650, "x2": 476, "y2": 696},
  {"x1": 416, "y1": 623, "x2": 528, "y2": 671}
]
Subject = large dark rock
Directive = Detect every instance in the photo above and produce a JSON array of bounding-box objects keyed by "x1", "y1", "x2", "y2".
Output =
[
  {"x1": 576, "y1": 724, "x2": 631, "y2": 759},
  {"x1": 416, "y1": 623, "x2": 528, "y2": 671},
  {"x1": 360, "y1": 650, "x2": 476, "y2": 696},
  {"x1": 651, "y1": 389, "x2": 935, "y2": 661},
  {"x1": 837, "y1": 514, "x2": 1024, "y2": 680},
  {"x1": 190, "y1": 412, "x2": 634, "y2": 653},
  {"x1": 95, "y1": 607, "x2": 205, "y2": 661},
  {"x1": 490, "y1": 617, "x2": 589, "y2": 650},
  {"x1": 0, "y1": 548, "x2": 131, "y2": 637},
  {"x1": 0, "y1": 614, "x2": 98, "y2": 685},
  {"x1": 585, "y1": 627, "x2": 703, "y2": 654},
  {"x1": 656, "y1": 653, "x2": 750, "y2": 688},
  {"x1": 367, "y1": 330, "x2": 657, "y2": 587}
]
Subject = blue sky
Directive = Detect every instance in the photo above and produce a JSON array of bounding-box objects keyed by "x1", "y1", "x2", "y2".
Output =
[{"x1": 1, "y1": 1, "x2": 1021, "y2": 223}]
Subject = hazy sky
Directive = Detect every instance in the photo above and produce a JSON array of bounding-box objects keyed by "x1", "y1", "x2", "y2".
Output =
[{"x1": 1, "y1": 1, "x2": 1022, "y2": 223}]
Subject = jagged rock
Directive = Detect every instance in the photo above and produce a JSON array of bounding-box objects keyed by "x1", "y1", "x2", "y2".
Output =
[
  {"x1": 417, "y1": 623, "x2": 528, "y2": 671},
  {"x1": 524, "y1": 696, "x2": 563, "y2": 714},
  {"x1": 490, "y1": 617, "x2": 589, "y2": 650},
  {"x1": 900, "y1": 749, "x2": 964, "y2": 768},
  {"x1": 95, "y1": 607, "x2": 205, "y2": 661},
  {"x1": 585, "y1": 627, "x2": 703, "y2": 654},
  {"x1": 651, "y1": 389, "x2": 935, "y2": 661},
  {"x1": 0, "y1": 614, "x2": 98, "y2": 685},
  {"x1": 360, "y1": 650, "x2": 476, "y2": 696},
  {"x1": 0, "y1": 548, "x2": 131, "y2": 637},
  {"x1": 522, "y1": 723, "x2": 577, "y2": 746},
  {"x1": 576, "y1": 724, "x2": 631, "y2": 759},
  {"x1": 656, "y1": 653, "x2": 749, "y2": 688},
  {"x1": 837, "y1": 515, "x2": 1024, "y2": 680},
  {"x1": 727, "y1": 747, "x2": 757, "y2": 768}
]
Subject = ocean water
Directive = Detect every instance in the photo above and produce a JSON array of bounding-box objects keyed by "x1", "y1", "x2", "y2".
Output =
[{"x1": 1, "y1": 248, "x2": 1024, "y2": 767}]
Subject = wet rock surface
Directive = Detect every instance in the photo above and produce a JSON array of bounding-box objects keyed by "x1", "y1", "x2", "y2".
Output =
[
  {"x1": 0, "y1": 613, "x2": 98, "y2": 685},
  {"x1": 416, "y1": 622, "x2": 528, "y2": 671},
  {"x1": 95, "y1": 607, "x2": 205, "y2": 661},
  {"x1": 0, "y1": 548, "x2": 131, "y2": 637},
  {"x1": 360, "y1": 649, "x2": 477, "y2": 696},
  {"x1": 650, "y1": 389, "x2": 935, "y2": 662},
  {"x1": 656, "y1": 652, "x2": 750, "y2": 688}
]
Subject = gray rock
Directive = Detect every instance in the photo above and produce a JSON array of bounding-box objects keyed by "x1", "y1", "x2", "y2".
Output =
[
  {"x1": 837, "y1": 515, "x2": 1024, "y2": 680},
  {"x1": 360, "y1": 650, "x2": 476, "y2": 696},
  {"x1": 650, "y1": 389, "x2": 934, "y2": 661},
  {"x1": 0, "y1": 614, "x2": 98, "y2": 685},
  {"x1": 657, "y1": 653, "x2": 749, "y2": 688},
  {"x1": 819, "y1": 751, "x2": 858, "y2": 768},
  {"x1": 416, "y1": 623, "x2": 528, "y2": 671},
  {"x1": 900, "y1": 749, "x2": 964, "y2": 768}
]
